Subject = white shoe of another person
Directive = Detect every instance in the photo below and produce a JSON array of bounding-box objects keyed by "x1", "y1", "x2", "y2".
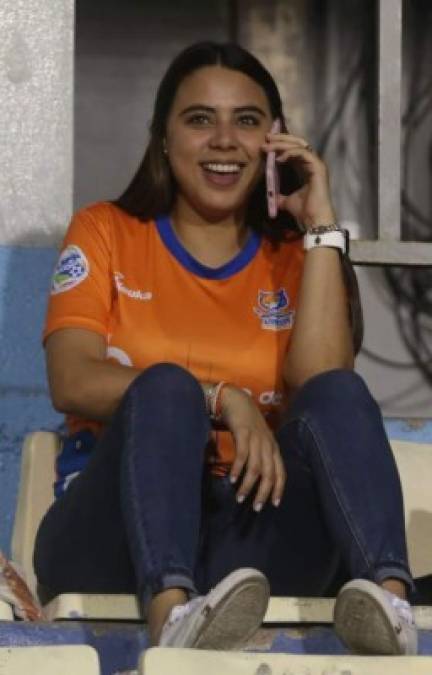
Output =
[
  {"x1": 334, "y1": 578, "x2": 417, "y2": 655},
  {"x1": 159, "y1": 568, "x2": 270, "y2": 649}
]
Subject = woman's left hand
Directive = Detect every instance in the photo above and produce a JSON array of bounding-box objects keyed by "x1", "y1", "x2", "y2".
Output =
[{"x1": 262, "y1": 132, "x2": 336, "y2": 229}]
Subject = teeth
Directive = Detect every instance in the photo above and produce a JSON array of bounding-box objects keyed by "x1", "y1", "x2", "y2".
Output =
[{"x1": 203, "y1": 163, "x2": 241, "y2": 173}]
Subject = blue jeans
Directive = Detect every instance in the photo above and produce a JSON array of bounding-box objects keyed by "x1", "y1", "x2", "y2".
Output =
[{"x1": 34, "y1": 364, "x2": 414, "y2": 609}]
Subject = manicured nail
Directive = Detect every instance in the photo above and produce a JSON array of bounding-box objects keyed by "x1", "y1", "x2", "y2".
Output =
[
  {"x1": 237, "y1": 494, "x2": 245, "y2": 504},
  {"x1": 273, "y1": 498, "x2": 281, "y2": 507},
  {"x1": 254, "y1": 502, "x2": 263, "y2": 512},
  {"x1": 230, "y1": 475, "x2": 237, "y2": 484}
]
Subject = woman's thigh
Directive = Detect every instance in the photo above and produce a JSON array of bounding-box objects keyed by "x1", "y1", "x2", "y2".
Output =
[{"x1": 34, "y1": 362, "x2": 210, "y2": 599}]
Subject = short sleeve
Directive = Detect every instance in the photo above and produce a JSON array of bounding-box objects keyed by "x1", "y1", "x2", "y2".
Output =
[{"x1": 43, "y1": 204, "x2": 114, "y2": 343}]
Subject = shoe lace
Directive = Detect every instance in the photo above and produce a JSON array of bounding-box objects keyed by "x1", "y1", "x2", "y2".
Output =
[
  {"x1": 384, "y1": 590, "x2": 415, "y2": 626},
  {"x1": 165, "y1": 596, "x2": 202, "y2": 627}
]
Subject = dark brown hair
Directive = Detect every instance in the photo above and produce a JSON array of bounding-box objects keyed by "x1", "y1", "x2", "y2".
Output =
[{"x1": 113, "y1": 41, "x2": 363, "y2": 351}]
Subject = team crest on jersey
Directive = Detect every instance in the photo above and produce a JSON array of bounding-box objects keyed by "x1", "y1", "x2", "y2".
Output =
[
  {"x1": 254, "y1": 288, "x2": 295, "y2": 331},
  {"x1": 51, "y1": 245, "x2": 89, "y2": 295}
]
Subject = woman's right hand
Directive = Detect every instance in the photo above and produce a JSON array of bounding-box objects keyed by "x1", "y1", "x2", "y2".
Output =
[{"x1": 220, "y1": 385, "x2": 286, "y2": 511}]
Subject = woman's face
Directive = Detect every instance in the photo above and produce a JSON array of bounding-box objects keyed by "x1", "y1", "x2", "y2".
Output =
[{"x1": 165, "y1": 65, "x2": 273, "y2": 222}]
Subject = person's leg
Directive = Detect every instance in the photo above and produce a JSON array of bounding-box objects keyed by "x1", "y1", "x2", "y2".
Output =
[
  {"x1": 34, "y1": 363, "x2": 210, "y2": 615},
  {"x1": 277, "y1": 368, "x2": 416, "y2": 655},
  {"x1": 35, "y1": 363, "x2": 270, "y2": 649},
  {"x1": 277, "y1": 368, "x2": 413, "y2": 594},
  {"x1": 196, "y1": 369, "x2": 416, "y2": 654}
]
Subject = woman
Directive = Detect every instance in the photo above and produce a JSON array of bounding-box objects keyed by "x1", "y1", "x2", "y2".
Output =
[{"x1": 33, "y1": 42, "x2": 417, "y2": 655}]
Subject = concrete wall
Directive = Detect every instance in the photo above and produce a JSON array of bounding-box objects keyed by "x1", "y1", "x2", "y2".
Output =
[{"x1": 0, "y1": 0, "x2": 74, "y2": 553}]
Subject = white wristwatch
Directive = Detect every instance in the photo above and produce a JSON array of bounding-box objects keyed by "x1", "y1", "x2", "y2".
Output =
[{"x1": 303, "y1": 228, "x2": 349, "y2": 254}]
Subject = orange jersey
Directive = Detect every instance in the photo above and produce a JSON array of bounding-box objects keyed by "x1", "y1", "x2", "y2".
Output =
[{"x1": 45, "y1": 202, "x2": 305, "y2": 475}]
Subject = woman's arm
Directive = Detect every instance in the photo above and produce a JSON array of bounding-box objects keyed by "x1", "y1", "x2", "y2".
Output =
[
  {"x1": 262, "y1": 131, "x2": 356, "y2": 392},
  {"x1": 46, "y1": 328, "x2": 142, "y2": 419},
  {"x1": 47, "y1": 328, "x2": 287, "y2": 510},
  {"x1": 282, "y1": 247, "x2": 354, "y2": 391}
]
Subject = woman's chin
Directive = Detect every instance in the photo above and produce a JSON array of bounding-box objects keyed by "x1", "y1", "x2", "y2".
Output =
[{"x1": 195, "y1": 200, "x2": 245, "y2": 223}]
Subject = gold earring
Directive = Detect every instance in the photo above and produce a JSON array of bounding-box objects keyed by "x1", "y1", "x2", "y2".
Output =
[{"x1": 163, "y1": 139, "x2": 168, "y2": 155}]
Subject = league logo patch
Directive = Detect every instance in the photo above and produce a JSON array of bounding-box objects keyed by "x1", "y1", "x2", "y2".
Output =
[
  {"x1": 51, "y1": 245, "x2": 89, "y2": 295},
  {"x1": 254, "y1": 288, "x2": 295, "y2": 331}
]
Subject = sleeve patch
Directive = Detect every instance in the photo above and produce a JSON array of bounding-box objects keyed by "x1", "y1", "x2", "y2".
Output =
[{"x1": 51, "y1": 245, "x2": 90, "y2": 295}]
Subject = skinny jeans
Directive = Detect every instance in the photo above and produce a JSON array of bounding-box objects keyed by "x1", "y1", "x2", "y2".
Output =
[{"x1": 34, "y1": 363, "x2": 414, "y2": 609}]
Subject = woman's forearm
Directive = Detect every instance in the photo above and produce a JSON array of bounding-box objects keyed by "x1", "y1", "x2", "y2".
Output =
[
  {"x1": 48, "y1": 353, "x2": 143, "y2": 420},
  {"x1": 283, "y1": 247, "x2": 354, "y2": 390},
  {"x1": 47, "y1": 331, "x2": 218, "y2": 422}
]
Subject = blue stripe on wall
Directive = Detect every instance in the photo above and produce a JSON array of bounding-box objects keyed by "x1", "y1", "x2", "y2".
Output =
[{"x1": 0, "y1": 246, "x2": 63, "y2": 555}]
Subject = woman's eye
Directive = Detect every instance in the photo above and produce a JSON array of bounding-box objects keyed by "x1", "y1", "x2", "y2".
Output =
[
  {"x1": 237, "y1": 115, "x2": 260, "y2": 127},
  {"x1": 186, "y1": 114, "x2": 212, "y2": 126}
]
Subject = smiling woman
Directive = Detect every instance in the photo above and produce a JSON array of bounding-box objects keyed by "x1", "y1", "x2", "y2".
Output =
[
  {"x1": 165, "y1": 66, "x2": 273, "y2": 259},
  {"x1": 33, "y1": 41, "x2": 417, "y2": 657}
]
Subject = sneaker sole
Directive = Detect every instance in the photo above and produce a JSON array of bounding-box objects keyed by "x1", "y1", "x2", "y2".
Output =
[
  {"x1": 192, "y1": 568, "x2": 270, "y2": 650},
  {"x1": 334, "y1": 581, "x2": 403, "y2": 655}
]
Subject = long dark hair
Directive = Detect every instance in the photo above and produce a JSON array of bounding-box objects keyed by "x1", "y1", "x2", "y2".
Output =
[{"x1": 113, "y1": 41, "x2": 363, "y2": 352}]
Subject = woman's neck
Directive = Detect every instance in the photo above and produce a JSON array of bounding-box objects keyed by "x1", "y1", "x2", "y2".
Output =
[{"x1": 170, "y1": 201, "x2": 249, "y2": 269}]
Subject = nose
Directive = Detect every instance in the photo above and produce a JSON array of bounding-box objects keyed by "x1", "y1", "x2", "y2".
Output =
[{"x1": 208, "y1": 120, "x2": 238, "y2": 150}]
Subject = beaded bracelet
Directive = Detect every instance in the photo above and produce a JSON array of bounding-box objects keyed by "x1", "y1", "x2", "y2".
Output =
[{"x1": 205, "y1": 381, "x2": 228, "y2": 421}]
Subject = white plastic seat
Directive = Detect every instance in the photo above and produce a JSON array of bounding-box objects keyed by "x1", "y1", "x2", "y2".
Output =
[
  {"x1": 0, "y1": 645, "x2": 100, "y2": 675},
  {"x1": 11, "y1": 431, "x2": 432, "y2": 623},
  {"x1": 10, "y1": 431, "x2": 141, "y2": 621},
  {"x1": 0, "y1": 599, "x2": 14, "y2": 620},
  {"x1": 140, "y1": 648, "x2": 432, "y2": 675}
]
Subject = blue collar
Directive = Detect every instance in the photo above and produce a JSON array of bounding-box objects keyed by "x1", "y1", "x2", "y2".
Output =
[{"x1": 155, "y1": 215, "x2": 261, "y2": 280}]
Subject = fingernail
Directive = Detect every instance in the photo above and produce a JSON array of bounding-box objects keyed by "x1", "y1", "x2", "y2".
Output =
[
  {"x1": 230, "y1": 475, "x2": 237, "y2": 484},
  {"x1": 254, "y1": 502, "x2": 263, "y2": 512},
  {"x1": 273, "y1": 498, "x2": 280, "y2": 507},
  {"x1": 237, "y1": 495, "x2": 245, "y2": 504}
]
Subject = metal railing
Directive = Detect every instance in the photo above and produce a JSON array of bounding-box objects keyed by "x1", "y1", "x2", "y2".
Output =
[{"x1": 350, "y1": 0, "x2": 432, "y2": 265}]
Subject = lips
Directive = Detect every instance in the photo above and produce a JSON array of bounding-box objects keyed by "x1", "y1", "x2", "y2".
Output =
[{"x1": 200, "y1": 161, "x2": 245, "y2": 187}]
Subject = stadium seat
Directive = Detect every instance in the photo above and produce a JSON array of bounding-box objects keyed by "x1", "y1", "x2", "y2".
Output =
[
  {"x1": 0, "y1": 599, "x2": 13, "y2": 620},
  {"x1": 10, "y1": 431, "x2": 432, "y2": 623},
  {"x1": 0, "y1": 645, "x2": 100, "y2": 675},
  {"x1": 140, "y1": 647, "x2": 432, "y2": 675}
]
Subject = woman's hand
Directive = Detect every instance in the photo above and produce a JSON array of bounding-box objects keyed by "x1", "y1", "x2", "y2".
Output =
[
  {"x1": 262, "y1": 131, "x2": 336, "y2": 229},
  {"x1": 220, "y1": 385, "x2": 286, "y2": 511}
]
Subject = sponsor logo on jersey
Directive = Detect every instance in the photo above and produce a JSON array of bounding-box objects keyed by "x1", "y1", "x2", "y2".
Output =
[
  {"x1": 51, "y1": 245, "x2": 89, "y2": 294},
  {"x1": 254, "y1": 288, "x2": 295, "y2": 331},
  {"x1": 114, "y1": 272, "x2": 152, "y2": 301}
]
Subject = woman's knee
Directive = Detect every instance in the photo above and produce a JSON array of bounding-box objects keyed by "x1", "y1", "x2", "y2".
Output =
[
  {"x1": 292, "y1": 368, "x2": 378, "y2": 417},
  {"x1": 124, "y1": 362, "x2": 206, "y2": 412}
]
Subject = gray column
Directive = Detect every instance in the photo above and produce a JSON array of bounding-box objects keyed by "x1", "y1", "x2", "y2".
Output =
[
  {"x1": 0, "y1": 1, "x2": 74, "y2": 246},
  {"x1": 377, "y1": 0, "x2": 402, "y2": 241},
  {"x1": 236, "y1": 0, "x2": 309, "y2": 137}
]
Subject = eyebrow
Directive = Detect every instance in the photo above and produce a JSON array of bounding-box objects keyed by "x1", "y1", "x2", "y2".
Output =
[{"x1": 178, "y1": 105, "x2": 267, "y2": 117}]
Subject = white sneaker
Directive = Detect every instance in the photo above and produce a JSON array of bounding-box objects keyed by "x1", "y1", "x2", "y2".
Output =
[
  {"x1": 334, "y1": 578, "x2": 417, "y2": 655},
  {"x1": 159, "y1": 568, "x2": 270, "y2": 649}
]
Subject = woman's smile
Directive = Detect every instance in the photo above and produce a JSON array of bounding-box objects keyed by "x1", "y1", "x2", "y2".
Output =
[{"x1": 200, "y1": 161, "x2": 245, "y2": 188}]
